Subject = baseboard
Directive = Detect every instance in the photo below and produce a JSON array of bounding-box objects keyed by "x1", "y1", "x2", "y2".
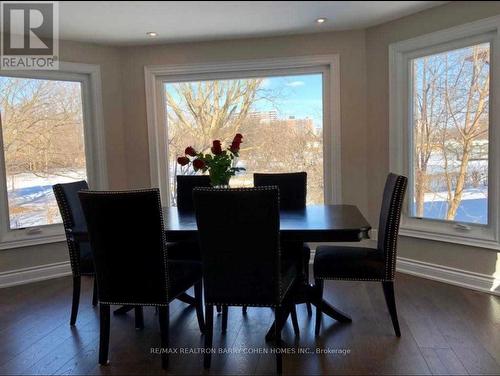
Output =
[
  {"x1": 2, "y1": 248, "x2": 498, "y2": 296},
  {"x1": 396, "y1": 257, "x2": 500, "y2": 296},
  {"x1": 0, "y1": 261, "x2": 72, "y2": 288},
  {"x1": 308, "y1": 241, "x2": 499, "y2": 296}
]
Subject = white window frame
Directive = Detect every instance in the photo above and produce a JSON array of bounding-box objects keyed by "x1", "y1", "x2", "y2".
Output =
[
  {"x1": 144, "y1": 55, "x2": 342, "y2": 206},
  {"x1": 0, "y1": 62, "x2": 107, "y2": 250},
  {"x1": 389, "y1": 16, "x2": 500, "y2": 250}
]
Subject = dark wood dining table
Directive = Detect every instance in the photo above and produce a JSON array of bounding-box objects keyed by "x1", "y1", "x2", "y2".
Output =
[
  {"x1": 164, "y1": 204, "x2": 371, "y2": 336},
  {"x1": 77, "y1": 204, "x2": 371, "y2": 330}
]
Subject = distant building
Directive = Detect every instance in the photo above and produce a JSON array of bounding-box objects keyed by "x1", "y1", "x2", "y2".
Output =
[{"x1": 248, "y1": 110, "x2": 278, "y2": 123}]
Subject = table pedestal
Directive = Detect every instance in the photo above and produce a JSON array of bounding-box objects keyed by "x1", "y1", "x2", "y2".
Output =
[{"x1": 265, "y1": 282, "x2": 351, "y2": 341}]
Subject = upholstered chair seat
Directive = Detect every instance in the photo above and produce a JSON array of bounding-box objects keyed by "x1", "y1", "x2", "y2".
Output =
[
  {"x1": 312, "y1": 173, "x2": 408, "y2": 337},
  {"x1": 314, "y1": 246, "x2": 385, "y2": 280}
]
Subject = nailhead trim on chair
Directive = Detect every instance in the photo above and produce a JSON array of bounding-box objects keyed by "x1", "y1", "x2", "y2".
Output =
[
  {"x1": 382, "y1": 176, "x2": 407, "y2": 281},
  {"x1": 80, "y1": 188, "x2": 171, "y2": 304},
  {"x1": 53, "y1": 184, "x2": 87, "y2": 278},
  {"x1": 194, "y1": 186, "x2": 292, "y2": 307},
  {"x1": 313, "y1": 174, "x2": 408, "y2": 283}
]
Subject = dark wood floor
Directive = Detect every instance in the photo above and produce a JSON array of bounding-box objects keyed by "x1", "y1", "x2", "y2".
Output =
[{"x1": 0, "y1": 272, "x2": 499, "y2": 375}]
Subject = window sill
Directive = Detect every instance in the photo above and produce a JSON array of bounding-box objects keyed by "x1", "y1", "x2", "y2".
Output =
[
  {"x1": 399, "y1": 227, "x2": 500, "y2": 251},
  {"x1": 0, "y1": 234, "x2": 66, "y2": 251}
]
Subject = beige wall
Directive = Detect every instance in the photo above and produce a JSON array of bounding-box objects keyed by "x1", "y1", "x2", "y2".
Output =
[
  {"x1": 365, "y1": 1, "x2": 500, "y2": 277},
  {"x1": 2, "y1": 1, "x2": 500, "y2": 284}
]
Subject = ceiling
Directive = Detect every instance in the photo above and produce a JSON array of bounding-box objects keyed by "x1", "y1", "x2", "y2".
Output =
[{"x1": 58, "y1": 1, "x2": 448, "y2": 46}]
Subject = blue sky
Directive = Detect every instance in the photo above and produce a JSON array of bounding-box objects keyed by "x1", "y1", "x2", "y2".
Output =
[
  {"x1": 255, "y1": 73, "x2": 323, "y2": 128},
  {"x1": 165, "y1": 73, "x2": 323, "y2": 129}
]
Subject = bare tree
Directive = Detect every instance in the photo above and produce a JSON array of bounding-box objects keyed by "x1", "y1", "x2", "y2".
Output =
[
  {"x1": 165, "y1": 78, "x2": 325, "y2": 205},
  {"x1": 412, "y1": 44, "x2": 489, "y2": 222}
]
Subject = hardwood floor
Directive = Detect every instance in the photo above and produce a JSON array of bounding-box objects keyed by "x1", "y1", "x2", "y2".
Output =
[{"x1": 0, "y1": 272, "x2": 499, "y2": 375}]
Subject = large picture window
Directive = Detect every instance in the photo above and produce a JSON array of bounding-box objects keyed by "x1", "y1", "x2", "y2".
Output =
[
  {"x1": 165, "y1": 73, "x2": 324, "y2": 206},
  {"x1": 145, "y1": 56, "x2": 342, "y2": 209},
  {"x1": 390, "y1": 17, "x2": 500, "y2": 249}
]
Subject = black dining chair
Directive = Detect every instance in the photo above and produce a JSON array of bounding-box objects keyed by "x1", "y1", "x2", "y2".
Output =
[
  {"x1": 167, "y1": 175, "x2": 211, "y2": 262},
  {"x1": 254, "y1": 172, "x2": 312, "y2": 315},
  {"x1": 78, "y1": 188, "x2": 205, "y2": 369},
  {"x1": 193, "y1": 187, "x2": 299, "y2": 374},
  {"x1": 53, "y1": 180, "x2": 97, "y2": 326},
  {"x1": 167, "y1": 175, "x2": 211, "y2": 306},
  {"x1": 313, "y1": 173, "x2": 407, "y2": 336}
]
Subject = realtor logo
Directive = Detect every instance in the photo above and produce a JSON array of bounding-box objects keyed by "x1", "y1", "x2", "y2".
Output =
[{"x1": 1, "y1": 1, "x2": 59, "y2": 69}]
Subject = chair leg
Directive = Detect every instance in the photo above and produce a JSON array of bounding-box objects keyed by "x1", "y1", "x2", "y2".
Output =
[
  {"x1": 315, "y1": 279, "x2": 324, "y2": 336},
  {"x1": 221, "y1": 306, "x2": 228, "y2": 334},
  {"x1": 303, "y1": 256, "x2": 313, "y2": 316},
  {"x1": 70, "y1": 276, "x2": 81, "y2": 326},
  {"x1": 194, "y1": 281, "x2": 205, "y2": 333},
  {"x1": 204, "y1": 304, "x2": 214, "y2": 369},
  {"x1": 158, "y1": 306, "x2": 169, "y2": 369},
  {"x1": 275, "y1": 306, "x2": 283, "y2": 375},
  {"x1": 99, "y1": 304, "x2": 110, "y2": 365},
  {"x1": 306, "y1": 302, "x2": 312, "y2": 316},
  {"x1": 134, "y1": 306, "x2": 144, "y2": 330},
  {"x1": 92, "y1": 277, "x2": 98, "y2": 307},
  {"x1": 290, "y1": 304, "x2": 300, "y2": 337},
  {"x1": 382, "y1": 281, "x2": 401, "y2": 337},
  {"x1": 242, "y1": 305, "x2": 247, "y2": 314}
]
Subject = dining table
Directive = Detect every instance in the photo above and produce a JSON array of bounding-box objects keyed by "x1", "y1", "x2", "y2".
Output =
[
  {"x1": 76, "y1": 204, "x2": 371, "y2": 331},
  {"x1": 164, "y1": 203, "x2": 372, "y2": 337}
]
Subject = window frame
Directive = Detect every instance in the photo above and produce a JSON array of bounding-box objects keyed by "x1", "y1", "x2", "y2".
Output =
[
  {"x1": 144, "y1": 55, "x2": 342, "y2": 207},
  {"x1": 0, "y1": 62, "x2": 107, "y2": 250},
  {"x1": 389, "y1": 16, "x2": 500, "y2": 250}
]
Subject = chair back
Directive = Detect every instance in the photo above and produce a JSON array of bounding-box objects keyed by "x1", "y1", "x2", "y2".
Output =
[
  {"x1": 377, "y1": 173, "x2": 408, "y2": 280},
  {"x1": 79, "y1": 189, "x2": 169, "y2": 306},
  {"x1": 254, "y1": 172, "x2": 306, "y2": 210},
  {"x1": 176, "y1": 175, "x2": 211, "y2": 211},
  {"x1": 53, "y1": 180, "x2": 89, "y2": 232},
  {"x1": 193, "y1": 187, "x2": 281, "y2": 306},
  {"x1": 53, "y1": 180, "x2": 90, "y2": 275}
]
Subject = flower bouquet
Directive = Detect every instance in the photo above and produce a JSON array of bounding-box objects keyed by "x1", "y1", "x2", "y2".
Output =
[{"x1": 177, "y1": 134, "x2": 246, "y2": 187}]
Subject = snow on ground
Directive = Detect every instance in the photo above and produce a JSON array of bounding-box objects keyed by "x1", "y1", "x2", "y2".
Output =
[
  {"x1": 416, "y1": 188, "x2": 488, "y2": 224},
  {"x1": 6, "y1": 169, "x2": 489, "y2": 228},
  {"x1": 7, "y1": 169, "x2": 86, "y2": 229}
]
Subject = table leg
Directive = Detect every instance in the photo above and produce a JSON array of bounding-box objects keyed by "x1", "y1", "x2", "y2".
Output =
[
  {"x1": 317, "y1": 299, "x2": 351, "y2": 322},
  {"x1": 176, "y1": 292, "x2": 196, "y2": 305},
  {"x1": 265, "y1": 282, "x2": 351, "y2": 340}
]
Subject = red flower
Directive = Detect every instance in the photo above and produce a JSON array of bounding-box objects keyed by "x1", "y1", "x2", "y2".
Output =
[
  {"x1": 193, "y1": 158, "x2": 206, "y2": 170},
  {"x1": 211, "y1": 140, "x2": 223, "y2": 155},
  {"x1": 185, "y1": 146, "x2": 197, "y2": 157},
  {"x1": 230, "y1": 141, "x2": 241, "y2": 153},
  {"x1": 229, "y1": 134, "x2": 243, "y2": 153},
  {"x1": 177, "y1": 156, "x2": 189, "y2": 166}
]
